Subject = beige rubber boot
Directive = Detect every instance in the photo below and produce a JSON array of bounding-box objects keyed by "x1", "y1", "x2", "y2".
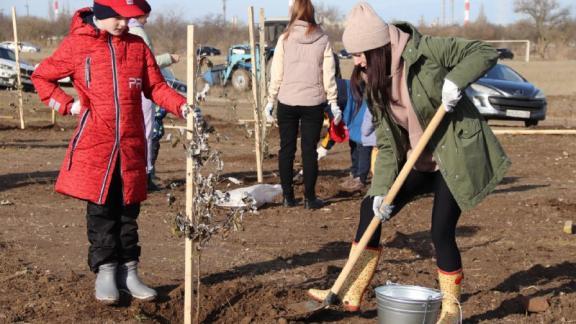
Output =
[
  {"x1": 436, "y1": 270, "x2": 463, "y2": 324},
  {"x1": 307, "y1": 244, "x2": 381, "y2": 312}
]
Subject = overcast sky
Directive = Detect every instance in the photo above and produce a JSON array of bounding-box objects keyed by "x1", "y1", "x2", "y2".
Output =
[{"x1": 1, "y1": 0, "x2": 574, "y2": 26}]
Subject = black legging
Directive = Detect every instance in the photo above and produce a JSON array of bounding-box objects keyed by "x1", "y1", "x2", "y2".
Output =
[
  {"x1": 277, "y1": 101, "x2": 325, "y2": 200},
  {"x1": 355, "y1": 170, "x2": 462, "y2": 272}
]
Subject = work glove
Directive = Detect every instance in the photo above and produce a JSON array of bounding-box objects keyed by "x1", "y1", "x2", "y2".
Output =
[
  {"x1": 70, "y1": 100, "x2": 82, "y2": 115},
  {"x1": 196, "y1": 83, "x2": 210, "y2": 102},
  {"x1": 441, "y1": 79, "x2": 462, "y2": 113},
  {"x1": 372, "y1": 195, "x2": 394, "y2": 222},
  {"x1": 316, "y1": 146, "x2": 328, "y2": 160},
  {"x1": 264, "y1": 101, "x2": 275, "y2": 123},
  {"x1": 330, "y1": 102, "x2": 342, "y2": 125},
  {"x1": 170, "y1": 54, "x2": 181, "y2": 64}
]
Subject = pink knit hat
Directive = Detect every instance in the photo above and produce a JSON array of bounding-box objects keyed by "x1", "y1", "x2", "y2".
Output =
[{"x1": 342, "y1": 2, "x2": 390, "y2": 53}]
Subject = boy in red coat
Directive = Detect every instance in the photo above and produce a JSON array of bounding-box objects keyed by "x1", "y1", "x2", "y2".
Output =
[{"x1": 32, "y1": 0, "x2": 192, "y2": 304}]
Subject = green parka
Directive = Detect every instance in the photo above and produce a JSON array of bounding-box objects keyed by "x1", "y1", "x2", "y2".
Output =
[{"x1": 368, "y1": 22, "x2": 511, "y2": 211}]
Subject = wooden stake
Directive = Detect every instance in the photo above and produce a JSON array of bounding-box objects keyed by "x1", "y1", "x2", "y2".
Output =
[
  {"x1": 258, "y1": 8, "x2": 268, "y2": 152},
  {"x1": 11, "y1": 7, "x2": 25, "y2": 130},
  {"x1": 493, "y1": 129, "x2": 576, "y2": 135},
  {"x1": 248, "y1": 6, "x2": 263, "y2": 183},
  {"x1": 51, "y1": 109, "x2": 56, "y2": 125},
  {"x1": 184, "y1": 25, "x2": 197, "y2": 324}
]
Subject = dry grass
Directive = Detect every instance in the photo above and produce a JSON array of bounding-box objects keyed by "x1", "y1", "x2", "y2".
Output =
[
  {"x1": 338, "y1": 59, "x2": 576, "y2": 97},
  {"x1": 170, "y1": 57, "x2": 576, "y2": 97},
  {"x1": 506, "y1": 60, "x2": 576, "y2": 96},
  {"x1": 22, "y1": 44, "x2": 575, "y2": 97}
]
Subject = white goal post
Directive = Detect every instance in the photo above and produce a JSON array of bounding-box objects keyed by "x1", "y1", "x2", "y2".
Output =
[{"x1": 485, "y1": 40, "x2": 531, "y2": 62}]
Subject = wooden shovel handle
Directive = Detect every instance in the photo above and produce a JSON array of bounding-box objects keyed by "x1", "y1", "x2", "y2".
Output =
[{"x1": 329, "y1": 105, "x2": 447, "y2": 297}]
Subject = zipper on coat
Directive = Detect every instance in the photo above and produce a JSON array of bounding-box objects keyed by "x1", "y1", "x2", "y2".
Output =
[
  {"x1": 67, "y1": 110, "x2": 90, "y2": 170},
  {"x1": 98, "y1": 36, "x2": 122, "y2": 204},
  {"x1": 85, "y1": 57, "x2": 91, "y2": 88}
]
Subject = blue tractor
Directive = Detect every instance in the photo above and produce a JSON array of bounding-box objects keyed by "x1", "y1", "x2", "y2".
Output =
[{"x1": 199, "y1": 18, "x2": 289, "y2": 92}]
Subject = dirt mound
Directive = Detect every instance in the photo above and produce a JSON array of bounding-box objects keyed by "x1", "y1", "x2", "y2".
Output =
[{"x1": 1, "y1": 91, "x2": 576, "y2": 322}]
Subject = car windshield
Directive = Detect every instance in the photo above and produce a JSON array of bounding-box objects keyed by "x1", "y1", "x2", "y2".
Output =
[
  {"x1": 483, "y1": 64, "x2": 525, "y2": 82},
  {"x1": 0, "y1": 48, "x2": 16, "y2": 61}
]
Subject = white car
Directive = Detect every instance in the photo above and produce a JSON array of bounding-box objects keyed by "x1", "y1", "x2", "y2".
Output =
[
  {"x1": 0, "y1": 41, "x2": 41, "y2": 53},
  {"x1": 0, "y1": 46, "x2": 35, "y2": 91}
]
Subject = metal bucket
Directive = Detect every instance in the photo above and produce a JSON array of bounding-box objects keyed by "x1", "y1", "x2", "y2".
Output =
[{"x1": 375, "y1": 282, "x2": 443, "y2": 324}]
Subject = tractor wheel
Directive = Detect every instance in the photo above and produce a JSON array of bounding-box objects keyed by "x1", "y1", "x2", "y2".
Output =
[{"x1": 231, "y1": 69, "x2": 251, "y2": 92}]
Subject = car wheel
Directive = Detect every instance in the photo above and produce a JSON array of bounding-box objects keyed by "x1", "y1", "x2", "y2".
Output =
[
  {"x1": 231, "y1": 69, "x2": 251, "y2": 92},
  {"x1": 524, "y1": 120, "x2": 538, "y2": 127}
]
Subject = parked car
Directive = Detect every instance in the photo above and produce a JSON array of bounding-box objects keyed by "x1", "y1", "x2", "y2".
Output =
[
  {"x1": 496, "y1": 48, "x2": 514, "y2": 60},
  {"x1": 0, "y1": 47, "x2": 35, "y2": 91},
  {"x1": 0, "y1": 41, "x2": 41, "y2": 53},
  {"x1": 337, "y1": 49, "x2": 352, "y2": 59},
  {"x1": 465, "y1": 63, "x2": 546, "y2": 127},
  {"x1": 196, "y1": 46, "x2": 221, "y2": 57}
]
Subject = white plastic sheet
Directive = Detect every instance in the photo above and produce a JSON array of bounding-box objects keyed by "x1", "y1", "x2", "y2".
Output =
[{"x1": 216, "y1": 184, "x2": 282, "y2": 209}]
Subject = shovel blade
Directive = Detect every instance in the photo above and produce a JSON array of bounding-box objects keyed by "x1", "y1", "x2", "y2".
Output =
[{"x1": 282, "y1": 300, "x2": 327, "y2": 320}]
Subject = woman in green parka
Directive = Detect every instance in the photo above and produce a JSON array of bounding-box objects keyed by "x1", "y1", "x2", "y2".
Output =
[{"x1": 307, "y1": 3, "x2": 511, "y2": 323}]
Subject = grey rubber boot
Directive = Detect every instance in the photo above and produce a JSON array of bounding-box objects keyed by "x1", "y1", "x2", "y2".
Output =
[
  {"x1": 117, "y1": 261, "x2": 157, "y2": 301},
  {"x1": 95, "y1": 262, "x2": 119, "y2": 304}
]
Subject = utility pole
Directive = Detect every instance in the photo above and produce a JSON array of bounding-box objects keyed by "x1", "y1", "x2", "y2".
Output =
[
  {"x1": 25, "y1": 0, "x2": 30, "y2": 16},
  {"x1": 222, "y1": 0, "x2": 227, "y2": 24}
]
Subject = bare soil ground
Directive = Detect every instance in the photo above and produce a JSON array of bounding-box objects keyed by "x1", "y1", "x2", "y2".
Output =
[{"x1": 1, "y1": 63, "x2": 575, "y2": 323}]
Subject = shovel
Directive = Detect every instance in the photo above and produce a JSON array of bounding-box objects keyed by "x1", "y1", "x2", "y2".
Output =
[{"x1": 283, "y1": 105, "x2": 447, "y2": 320}]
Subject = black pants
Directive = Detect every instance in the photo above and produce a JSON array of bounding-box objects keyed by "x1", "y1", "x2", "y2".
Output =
[
  {"x1": 355, "y1": 170, "x2": 462, "y2": 272},
  {"x1": 86, "y1": 162, "x2": 141, "y2": 272},
  {"x1": 277, "y1": 102, "x2": 325, "y2": 200},
  {"x1": 349, "y1": 141, "x2": 373, "y2": 184},
  {"x1": 150, "y1": 138, "x2": 161, "y2": 176}
]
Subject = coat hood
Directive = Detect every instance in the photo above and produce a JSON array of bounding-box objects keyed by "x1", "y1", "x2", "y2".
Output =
[
  {"x1": 69, "y1": 7, "x2": 100, "y2": 37},
  {"x1": 393, "y1": 22, "x2": 424, "y2": 64},
  {"x1": 285, "y1": 20, "x2": 326, "y2": 44}
]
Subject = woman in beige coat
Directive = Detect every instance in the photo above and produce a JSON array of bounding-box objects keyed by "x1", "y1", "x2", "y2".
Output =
[{"x1": 265, "y1": 0, "x2": 340, "y2": 209}]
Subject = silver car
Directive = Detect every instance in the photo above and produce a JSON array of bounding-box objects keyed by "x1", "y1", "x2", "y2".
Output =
[
  {"x1": 465, "y1": 64, "x2": 546, "y2": 127},
  {"x1": 0, "y1": 47, "x2": 35, "y2": 91}
]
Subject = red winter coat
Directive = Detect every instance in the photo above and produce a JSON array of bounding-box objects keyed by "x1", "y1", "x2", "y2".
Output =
[{"x1": 32, "y1": 8, "x2": 186, "y2": 205}]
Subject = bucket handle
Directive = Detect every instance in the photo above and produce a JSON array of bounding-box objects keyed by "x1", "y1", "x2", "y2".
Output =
[
  {"x1": 438, "y1": 294, "x2": 463, "y2": 324},
  {"x1": 450, "y1": 294, "x2": 463, "y2": 324},
  {"x1": 385, "y1": 281, "x2": 462, "y2": 324},
  {"x1": 422, "y1": 297, "x2": 430, "y2": 324}
]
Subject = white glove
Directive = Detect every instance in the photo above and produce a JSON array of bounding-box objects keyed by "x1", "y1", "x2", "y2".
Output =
[
  {"x1": 196, "y1": 83, "x2": 210, "y2": 102},
  {"x1": 372, "y1": 195, "x2": 394, "y2": 222},
  {"x1": 441, "y1": 79, "x2": 462, "y2": 113},
  {"x1": 330, "y1": 102, "x2": 342, "y2": 125},
  {"x1": 181, "y1": 104, "x2": 190, "y2": 118},
  {"x1": 316, "y1": 146, "x2": 328, "y2": 160},
  {"x1": 264, "y1": 101, "x2": 275, "y2": 123},
  {"x1": 70, "y1": 100, "x2": 81, "y2": 115}
]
